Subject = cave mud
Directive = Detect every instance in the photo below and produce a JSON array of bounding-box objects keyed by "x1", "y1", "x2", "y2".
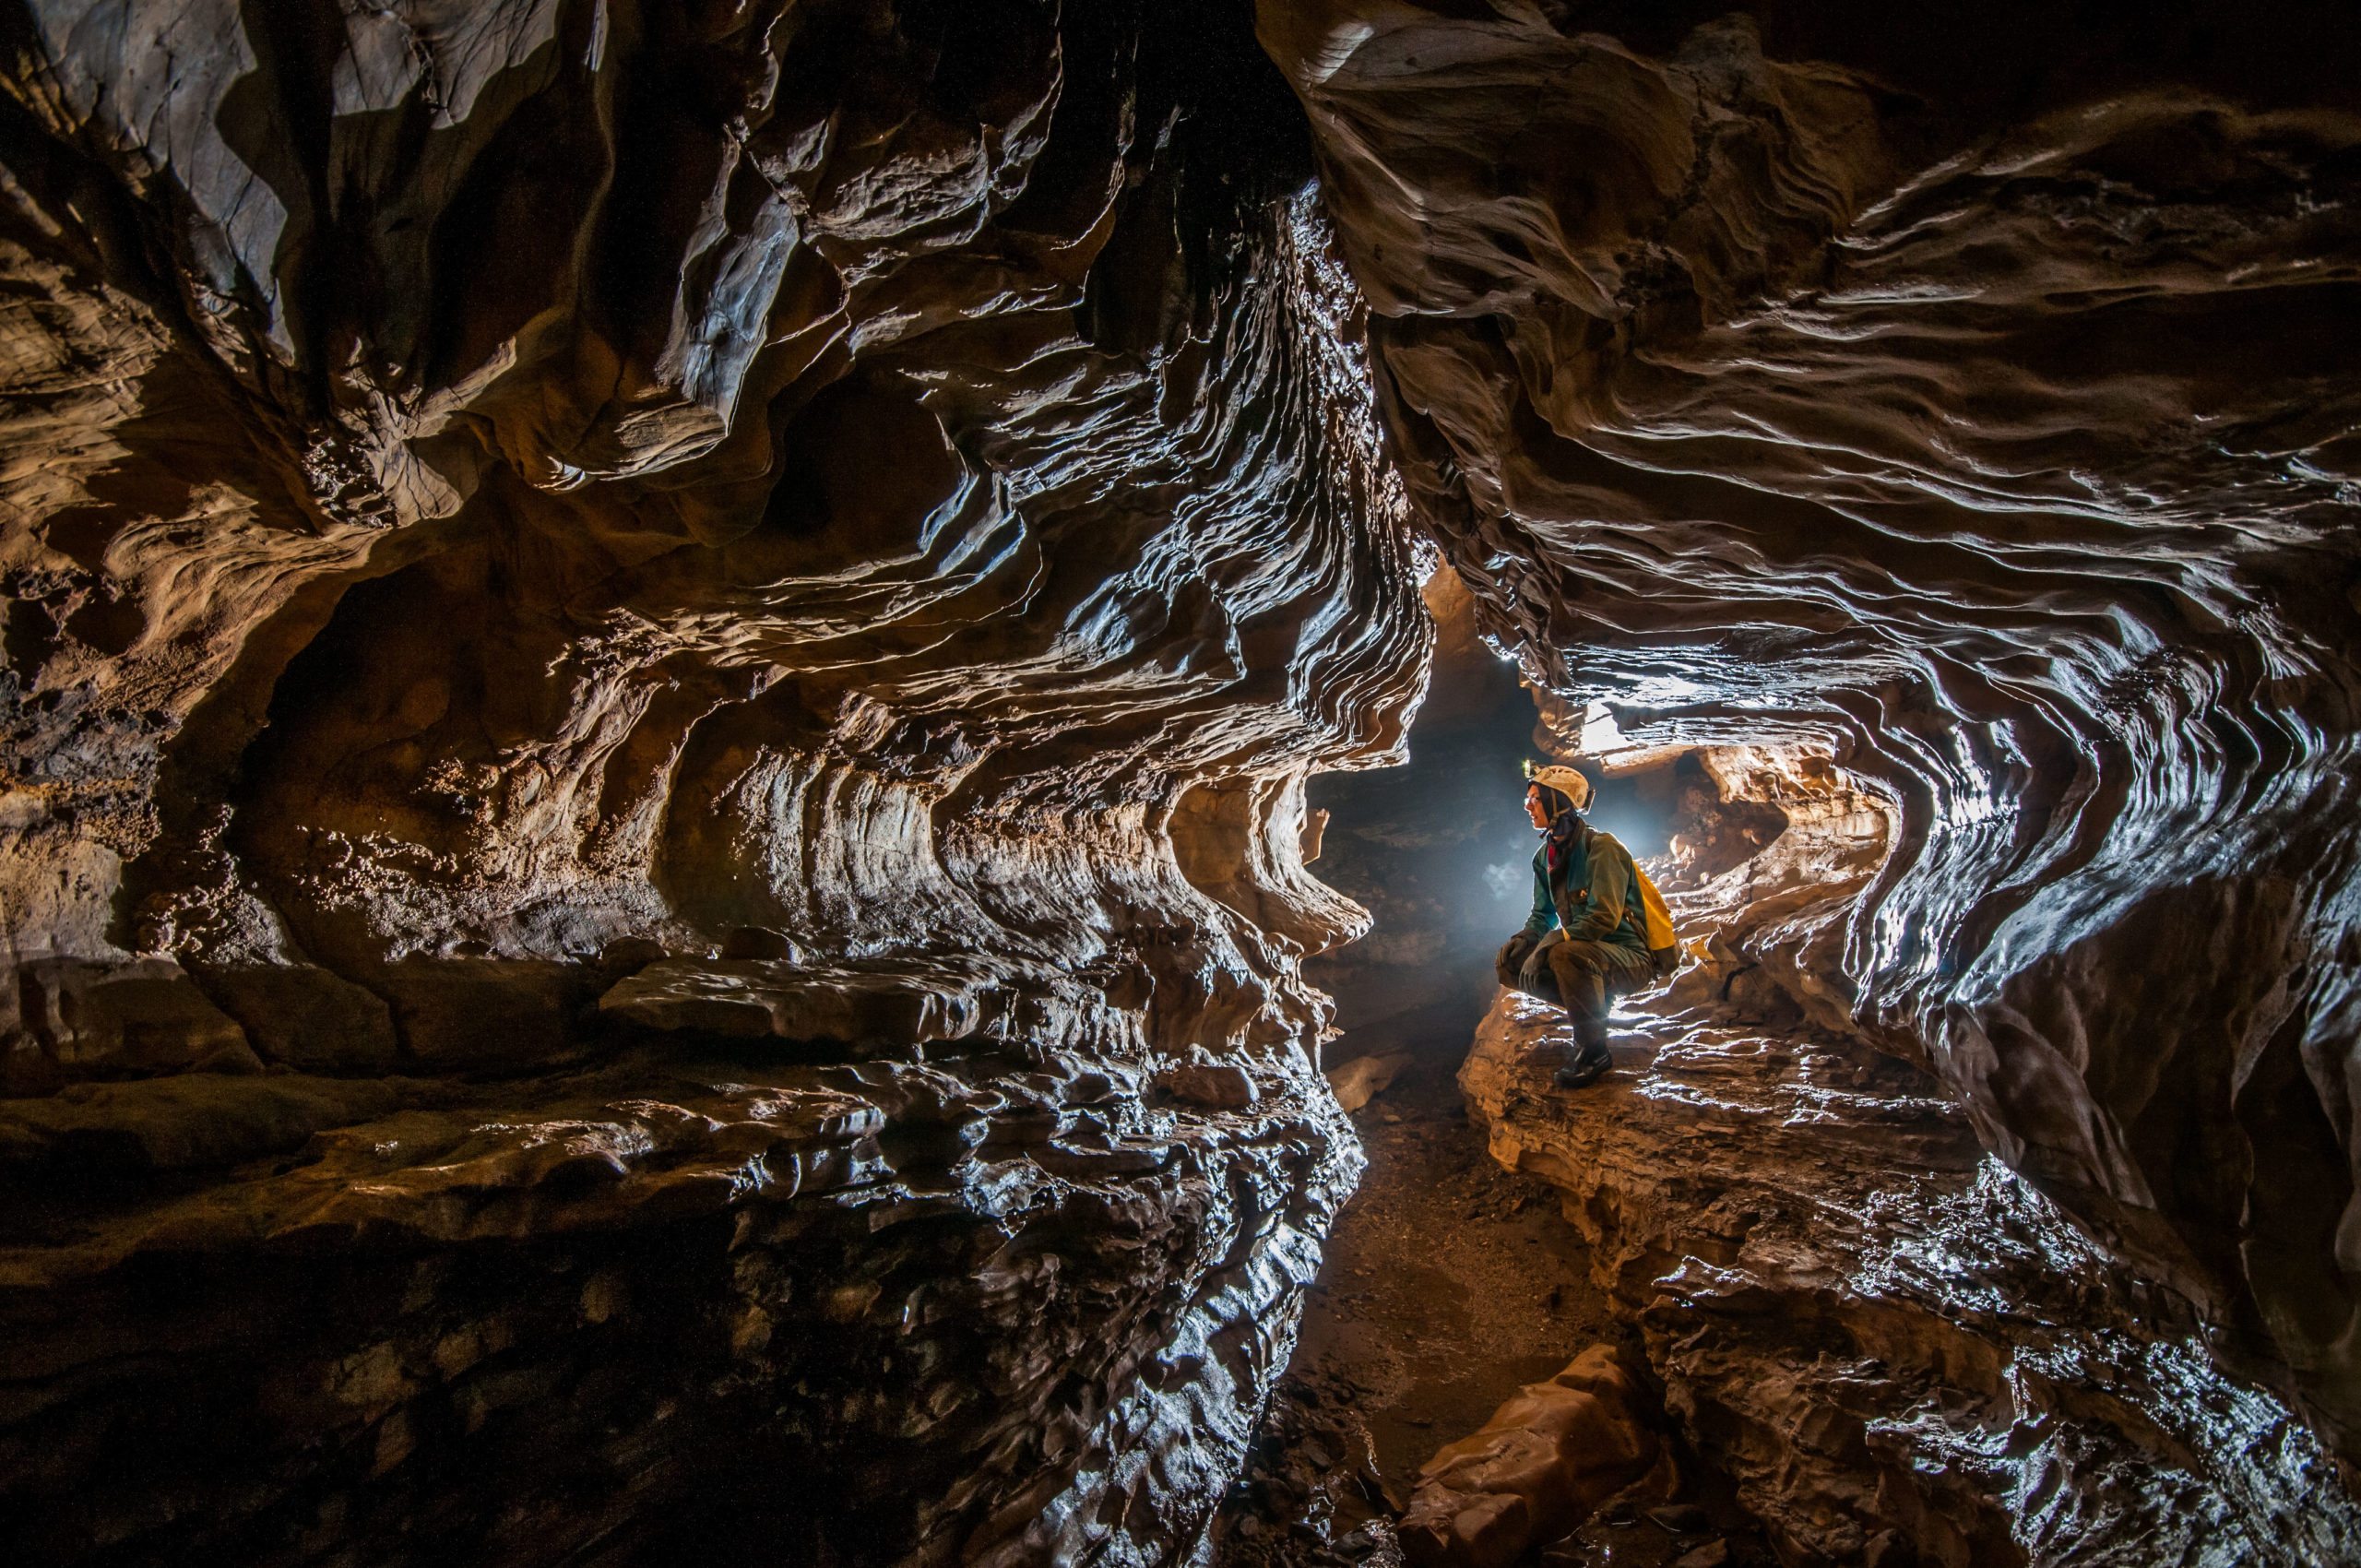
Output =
[{"x1": 4, "y1": 1, "x2": 2361, "y2": 1564}]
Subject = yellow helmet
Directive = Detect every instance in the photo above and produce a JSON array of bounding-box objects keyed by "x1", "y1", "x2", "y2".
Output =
[{"x1": 1521, "y1": 759, "x2": 1594, "y2": 813}]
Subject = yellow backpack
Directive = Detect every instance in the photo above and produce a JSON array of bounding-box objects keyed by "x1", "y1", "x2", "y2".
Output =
[{"x1": 1632, "y1": 861, "x2": 1679, "y2": 976}]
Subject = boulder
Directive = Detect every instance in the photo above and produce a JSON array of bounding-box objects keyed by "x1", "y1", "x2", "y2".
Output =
[
  {"x1": 1157, "y1": 1060, "x2": 1261, "y2": 1111},
  {"x1": 375, "y1": 961, "x2": 600, "y2": 1070},
  {"x1": 1325, "y1": 1050, "x2": 1411, "y2": 1113},
  {"x1": 719, "y1": 927, "x2": 799, "y2": 961},
  {"x1": 0, "y1": 1074, "x2": 401, "y2": 1174},
  {"x1": 1, "y1": 957, "x2": 256, "y2": 1091},
  {"x1": 1398, "y1": 1345, "x2": 1661, "y2": 1568},
  {"x1": 191, "y1": 962, "x2": 399, "y2": 1074},
  {"x1": 599, "y1": 960, "x2": 993, "y2": 1049}
]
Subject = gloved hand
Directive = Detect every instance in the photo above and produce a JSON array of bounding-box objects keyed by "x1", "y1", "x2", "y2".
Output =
[
  {"x1": 1495, "y1": 932, "x2": 1536, "y2": 983},
  {"x1": 1517, "y1": 928, "x2": 1564, "y2": 990}
]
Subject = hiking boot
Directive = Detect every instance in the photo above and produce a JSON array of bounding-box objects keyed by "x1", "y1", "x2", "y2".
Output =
[{"x1": 1552, "y1": 1045, "x2": 1613, "y2": 1090}]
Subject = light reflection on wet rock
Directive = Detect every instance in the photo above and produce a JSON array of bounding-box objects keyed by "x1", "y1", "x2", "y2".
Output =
[
  {"x1": 1458, "y1": 752, "x2": 2361, "y2": 1565},
  {"x1": 1264, "y1": 0, "x2": 2361, "y2": 1467},
  {"x1": 0, "y1": 5, "x2": 1419, "y2": 1562}
]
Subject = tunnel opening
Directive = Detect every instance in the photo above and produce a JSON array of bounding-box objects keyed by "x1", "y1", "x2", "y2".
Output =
[{"x1": 1230, "y1": 560, "x2": 1915, "y2": 1566}]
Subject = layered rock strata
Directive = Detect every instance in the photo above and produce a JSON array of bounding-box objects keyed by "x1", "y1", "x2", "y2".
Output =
[
  {"x1": 1466, "y1": 993, "x2": 2361, "y2": 1567},
  {"x1": 0, "y1": 3, "x2": 1426, "y2": 1560},
  {"x1": 1462, "y1": 748, "x2": 2361, "y2": 1564},
  {"x1": 1263, "y1": 0, "x2": 2361, "y2": 1462},
  {"x1": 12, "y1": 0, "x2": 2361, "y2": 1553},
  {"x1": 7, "y1": 1040, "x2": 1356, "y2": 1566}
]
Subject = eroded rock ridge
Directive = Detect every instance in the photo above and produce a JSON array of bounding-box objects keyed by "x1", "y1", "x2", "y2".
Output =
[
  {"x1": 8, "y1": 0, "x2": 2361, "y2": 1560},
  {"x1": 1263, "y1": 0, "x2": 2361, "y2": 1467},
  {"x1": 1462, "y1": 746, "x2": 2361, "y2": 1564},
  {"x1": 0, "y1": 4, "x2": 1425, "y2": 1562}
]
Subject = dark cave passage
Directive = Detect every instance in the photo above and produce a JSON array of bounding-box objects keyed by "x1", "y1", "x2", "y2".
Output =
[
  {"x1": 1303, "y1": 569, "x2": 1541, "y2": 1051},
  {"x1": 1226, "y1": 569, "x2": 1796, "y2": 1567}
]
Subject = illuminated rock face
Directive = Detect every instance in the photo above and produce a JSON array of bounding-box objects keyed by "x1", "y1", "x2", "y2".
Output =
[
  {"x1": 1462, "y1": 748, "x2": 2361, "y2": 1564},
  {"x1": 7, "y1": 0, "x2": 2361, "y2": 1558},
  {"x1": 0, "y1": 4, "x2": 1423, "y2": 1562},
  {"x1": 1261, "y1": 0, "x2": 2361, "y2": 1463}
]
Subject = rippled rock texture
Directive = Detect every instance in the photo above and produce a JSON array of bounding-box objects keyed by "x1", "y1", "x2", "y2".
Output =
[
  {"x1": 1467, "y1": 994, "x2": 2361, "y2": 1568},
  {"x1": 0, "y1": 3, "x2": 1426, "y2": 1561},
  {"x1": 1462, "y1": 747, "x2": 2361, "y2": 1565},
  {"x1": 1262, "y1": 0, "x2": 2361, "y2": 1464},
  {"x1": 15, "y1": 0, "x2": 2361, "y2": 1556}
]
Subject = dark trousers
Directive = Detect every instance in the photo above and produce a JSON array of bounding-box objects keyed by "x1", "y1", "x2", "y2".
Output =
[{"x1": 1496, "y1": 931, "x2": 1656, "y2": 1051}]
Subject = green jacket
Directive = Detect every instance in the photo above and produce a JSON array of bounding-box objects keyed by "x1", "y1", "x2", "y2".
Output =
[{"x1": 1523, "y1": 818, "x2": 1650, "y2": 952}]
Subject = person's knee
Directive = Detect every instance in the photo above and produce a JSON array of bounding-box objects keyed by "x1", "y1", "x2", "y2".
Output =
[
  {"x1": 1545, "y1": 947, "x2": 1607, "y2": 1012},
  {"x1": 1546, "y1": 941, "x2": 1608, "y2": 983},
  {"x1": 1497, "y1": 935, "x2": 1564, "y2": 1006},
  {"x1": 1552, "y1": 942, "x2": 1656, "y2": 1023}
]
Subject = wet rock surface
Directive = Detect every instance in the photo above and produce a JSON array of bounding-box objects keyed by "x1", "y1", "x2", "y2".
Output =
[
  {"x1": 0, "y1": 3, "x2": 1422, "y2": 1561},
  {"x1": 1465, "y1": 991, "x2": 2361, "y2": 1567},
  {"x1": 6, "y1": 0, "x2": 2361, "y2": 1558},
  {"x1": 1257, "y1": 734, "x2": 2360, "y2": 1565},
  {"x1": 4, "y1": 1036, "x2": 1358, "y2": 1566},
  {"x1": 1264, "y1": 0, "x2": 2361, "y2": 1464},
  {"x1": 1455, "y1": 760, "x2": 2361, "y2": 1566}
]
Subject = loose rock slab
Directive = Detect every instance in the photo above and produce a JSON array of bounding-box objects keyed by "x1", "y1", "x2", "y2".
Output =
[{"x1": 1399, "y1": 1344, "x2": 1662, "y2": 1568}]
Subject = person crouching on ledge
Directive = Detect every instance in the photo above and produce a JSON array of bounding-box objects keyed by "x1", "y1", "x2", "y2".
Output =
[{"x1": 1495, "y1": 763, "x2": 1657, "y2": 1090}]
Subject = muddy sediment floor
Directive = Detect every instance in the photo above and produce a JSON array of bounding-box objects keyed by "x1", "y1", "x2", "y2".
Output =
[
  {"x1": 1210, "y1": 1000, "x2": 1776, "y2": 1567},
  {"x1": 1296, "y1": 1053, "x2": 1619, "y2": 1492}
]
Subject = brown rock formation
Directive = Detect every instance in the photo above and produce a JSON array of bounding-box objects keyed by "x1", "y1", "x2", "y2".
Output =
[
  {"x1": 0, "y1": 4, "x2": 1425, "y2": 1562},
  {"x1": 1398, "y1": 1344, "x2": 1662, "y2": 1568},
  {"x1": 1460, "y1": 750, "x2": 2361, "y2": 1563},
  {"x1": 8, "y1": 0, "x2": 2361, "y2": 1559},
  {"x1": 1262, "y1": 0, "x2": 2361, "y2": 1471},
  {"x1": 1465, "y1": 985, "x2": 2361, "y2": 1566}
]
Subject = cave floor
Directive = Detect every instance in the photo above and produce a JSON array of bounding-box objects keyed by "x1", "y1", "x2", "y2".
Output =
[
  {"x1": 1211, "y1": 998, "x2": 1775, "y2": 1567},
  {"x1": 1298, "y1": 1046, "x2": 1619, "y2": 1496}
]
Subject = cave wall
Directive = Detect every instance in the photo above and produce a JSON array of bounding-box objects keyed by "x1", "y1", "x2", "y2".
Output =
[
  {"x1": 1258, "y1": 0, "x2": 2361, "y2": 1459},
  {"x1": 12, "y1": 0, "x2": 2361, "y2": 1553},
  {"x1": 2, "y1": 0, "x2": 1426, "y2": 1058},
  {"x1": 0, "y1": 3, "x2": 1430, "y2": 1562}
]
